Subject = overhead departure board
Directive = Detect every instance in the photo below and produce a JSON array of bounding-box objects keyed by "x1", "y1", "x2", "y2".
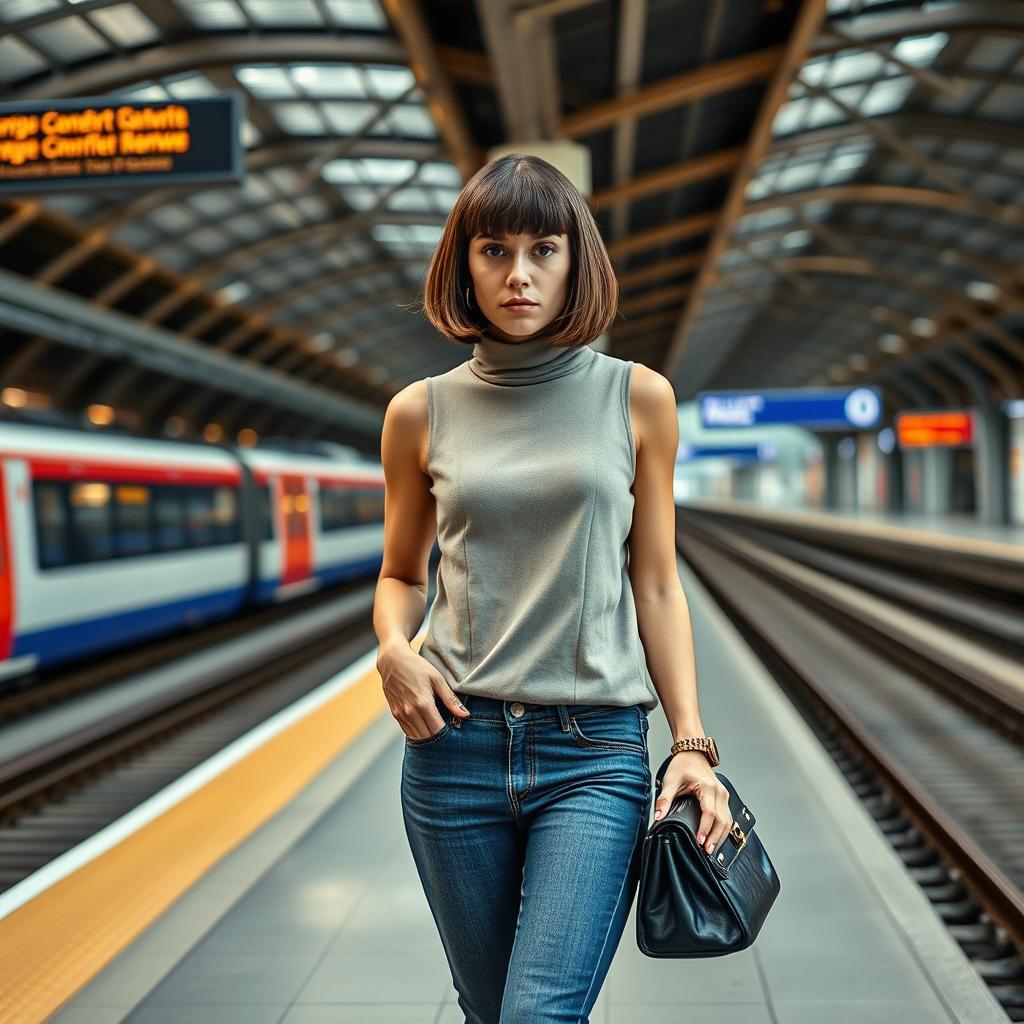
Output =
[
  {"x1": 0, "y1": 93, "x2": 244, "y2": 193},
  {"x1": 896, "y1": 411, "x2": 974, "y2": 447}
]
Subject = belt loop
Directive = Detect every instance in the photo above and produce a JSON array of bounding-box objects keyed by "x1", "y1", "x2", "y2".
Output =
[{"x1": 556, "y1": 703, "x2": 571, "y2": 732}]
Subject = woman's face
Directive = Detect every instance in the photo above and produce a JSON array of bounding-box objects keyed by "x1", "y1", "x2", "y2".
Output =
[{"x1": 467, "y1": 231, "x2": 571, "y2": 342}]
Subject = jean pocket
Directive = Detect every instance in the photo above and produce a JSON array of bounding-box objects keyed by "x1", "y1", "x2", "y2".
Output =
[
  {"x1": 405, "y1": 718, "x2": 452, "y2": 747},
  {"x1": 569, "y1": 706, "x2": 646, "y2": 757}
]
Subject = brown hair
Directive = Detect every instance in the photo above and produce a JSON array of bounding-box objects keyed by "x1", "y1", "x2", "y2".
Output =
[{"x1": 421, "y1": 153, "x2": 618, "y2": 348}]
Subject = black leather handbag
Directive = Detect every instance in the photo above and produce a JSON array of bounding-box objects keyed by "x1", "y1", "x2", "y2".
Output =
[{"x1": 636, "y1": 754, "x2": 781, "y2": 957}]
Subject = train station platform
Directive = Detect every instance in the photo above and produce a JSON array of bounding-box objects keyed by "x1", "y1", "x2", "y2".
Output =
[{"x1": 30, "y1": 562, "x2": 1007, "y2": 1023}]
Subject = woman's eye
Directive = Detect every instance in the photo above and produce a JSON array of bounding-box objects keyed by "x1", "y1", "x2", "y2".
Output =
[{"x1": 481, "y1": 244, "x2": 556, "y2": 257}]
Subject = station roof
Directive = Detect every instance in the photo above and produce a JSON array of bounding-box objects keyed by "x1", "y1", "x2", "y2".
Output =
[{"x1": 0, "y1": 0, "x2": 1020, "y2": 452}]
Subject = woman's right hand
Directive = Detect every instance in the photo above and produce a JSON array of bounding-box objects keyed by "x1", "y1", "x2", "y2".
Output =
[{"x1": 377, "y1": 641, "x2": 471, "y2": 740}]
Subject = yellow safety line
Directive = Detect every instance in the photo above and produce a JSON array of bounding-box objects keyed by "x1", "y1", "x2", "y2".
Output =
[{"x1": 0, "y1": 668, "x2": 389, "y2": 1023}]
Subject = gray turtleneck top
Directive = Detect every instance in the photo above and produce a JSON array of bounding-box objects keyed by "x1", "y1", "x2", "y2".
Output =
[{"x1": 417, "y1": 329, "x2": 660, "y2": 711}]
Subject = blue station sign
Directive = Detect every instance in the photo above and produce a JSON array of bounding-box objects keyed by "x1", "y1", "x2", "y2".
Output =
[{"x1": 697, "y1": 387, "x2": 882, "y2": 431}]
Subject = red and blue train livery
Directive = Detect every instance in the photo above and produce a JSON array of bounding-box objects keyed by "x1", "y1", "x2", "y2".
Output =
[{"x1": 0, "y1": 422, "x2": 385, "y2": 682}]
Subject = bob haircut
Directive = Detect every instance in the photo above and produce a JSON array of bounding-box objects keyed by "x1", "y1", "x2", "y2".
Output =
[{"x1": 422, "y1": 153, "x2": 618, "y2": 348}]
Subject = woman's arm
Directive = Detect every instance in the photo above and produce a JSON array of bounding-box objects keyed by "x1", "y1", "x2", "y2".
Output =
[
  {"x1": 626, "y1": 364, "x2": 704, "y2": 741},
  {"x1": 627, "y1": 365, "x2": 732, "y2": 847},
  {"x1": 375, "y1": 381, "x2": 470, "y2": 739}
]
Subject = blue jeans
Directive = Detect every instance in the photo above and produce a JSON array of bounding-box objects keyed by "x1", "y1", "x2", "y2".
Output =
[{"x1": 401, "y1": 691, "x2": 653, "y2": 1024}]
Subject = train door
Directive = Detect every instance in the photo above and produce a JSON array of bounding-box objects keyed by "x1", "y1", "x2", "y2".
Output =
[{"x1": 279, "y1": 474, "x2": 312, "y2": 586}]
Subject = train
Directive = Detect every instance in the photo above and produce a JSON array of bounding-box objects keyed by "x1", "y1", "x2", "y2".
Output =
[{"x1": 0, "y1": 421, "x2": 385, "y2": 682}]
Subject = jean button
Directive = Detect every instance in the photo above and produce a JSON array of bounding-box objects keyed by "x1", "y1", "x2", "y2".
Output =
[{"x1": 510, "y1": 703, "x2": 525, "y2": 717}]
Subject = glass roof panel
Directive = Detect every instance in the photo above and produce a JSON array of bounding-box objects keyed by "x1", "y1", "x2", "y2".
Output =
[
  {"x1": 271, "y1": 102, "x2": 327, "y2": 135},
  {"x1": 236, "y1": 65, "x2": 299, "y2": 98},
  {"x1": 0, "y1": 0, "x2": 59, "y2": 21},
  {"x1": 371, "y1": 223, "x2": 443, "y2": 255},
  {"x1": 325, "y1": 0, "x2": 387, "y2": 30},
  {"x1": 772, "y1": 98, "x2": 808, "y2": 136},
  {"x1": 341, "y1": 187, "x2": 380, "y2": 210},
  {"x1": 23, "y1": 15, "x2": 108, "y2": 61},
  {"x1": 149, "y1": 205, "x2": 200, "y2": 234},
  {"x1": 291, "y1": 63, "x2": 367, "y2": 97},
  {"x1": 321, "y1": 101, "x2": 379, "y2": 133},
  {"x1": 243, "y1": 0, "x2": 322, "y2": 28},
  {"x1": 365, "y1": 64, "x2": 418, "y2": 99},
  {"x1": 165, "y1": 72, "x2": 222, "y2": 98},
  {"x1": 386, "y1": 187, "x2": 432, "y2": 211},
  {"x1": 89, "y1": 3, "x2": 160, "y2": 48},
  {"x1": 0, "y1": 34, "x2": 47, "y2": 81},
  {"x1": 826, "y1": 0, "x2": 896, "y2": 17},
  {"x1": 418, "y1": 161, "x2": 462, "y2": 187},
  {"x1": 190, "y1": 226, "x2": 232, "y2": 255},
  {"x1": 321, "y1": 157, "x2": 418, "y2": 184},
  {"x1": 177, "y1": 0, "x2": 248, "y2": 29},
  {"x1": 386, "y1": 105, "x2": 437, "y2": 137},
  {"x1": 113, "y1": 223, "x2": 160, "y2": 250},
  {"x1": 891, "y1": 32, "x2": 948, "y2": 66},
  {"x1": 825, "y1": 50, "x2": 885, "y2": 88},
  {"x1": 859, "y1": 76, "x2": 913, "y2": 116}
]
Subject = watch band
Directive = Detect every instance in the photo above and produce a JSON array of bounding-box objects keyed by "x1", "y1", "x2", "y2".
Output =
[{"x1": 669, "y1": 736, "x2": 720, "y2": 767}]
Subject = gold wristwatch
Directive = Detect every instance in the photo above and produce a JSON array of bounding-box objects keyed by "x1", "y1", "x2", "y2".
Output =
[{"x1": 670, "y1": 736, "x2": 720, "y2": 767}]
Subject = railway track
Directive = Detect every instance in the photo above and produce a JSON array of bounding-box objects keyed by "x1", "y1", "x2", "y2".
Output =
[
  {"x1": 0, "y1": 589, "x2": 377, "y2": 896},
  {"x1": 678, "y1": 509, "x2": 1024, "y2": 1021}
]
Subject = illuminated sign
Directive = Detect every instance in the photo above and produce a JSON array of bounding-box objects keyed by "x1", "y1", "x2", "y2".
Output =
[
  {"x1": 698, "y1": 386, "x2": 882, "y2": 430},
  {"x1": 0, "y1": 93, "x2": 244, "y2": 193},
  {"x1": 896, "y1": 411, "x2": 974, "y2": 448}
]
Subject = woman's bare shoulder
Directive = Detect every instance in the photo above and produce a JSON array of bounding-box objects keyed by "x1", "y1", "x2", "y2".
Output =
[
  {"x1": 628, "y1": 362, "x2": 677, "y2": 455},
  {"x1": 384, "y1": 379, "x2": 430, "y2": 476}
]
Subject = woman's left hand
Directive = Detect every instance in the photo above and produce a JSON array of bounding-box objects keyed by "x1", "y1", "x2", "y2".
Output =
[{"x1": 653, "y1": 751, "x2": 734, "y2": 856}]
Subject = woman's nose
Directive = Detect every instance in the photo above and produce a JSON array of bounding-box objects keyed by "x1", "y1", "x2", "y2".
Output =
[{"x1": 507, "y1": 257, "x2": 530, "y2": 285}]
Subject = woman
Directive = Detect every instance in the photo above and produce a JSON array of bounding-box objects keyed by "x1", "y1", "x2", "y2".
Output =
[{"x1": 374, "y1": 153, "x2": 733, "y2": 1024}]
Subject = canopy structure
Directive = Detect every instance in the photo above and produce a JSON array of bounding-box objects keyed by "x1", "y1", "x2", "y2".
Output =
[{"x1": 0, "y1": 0, "x2": 1020, "y2": 452}]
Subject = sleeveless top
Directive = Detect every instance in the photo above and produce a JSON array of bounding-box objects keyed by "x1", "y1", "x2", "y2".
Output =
[{"x1": 417, "y1": 329, "x2": 660, "y2": 711}]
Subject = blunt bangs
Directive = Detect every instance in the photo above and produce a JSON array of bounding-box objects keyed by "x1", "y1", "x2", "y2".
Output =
[{"x1": 463, "y1": 164, "x2": 574, "y2": 244}]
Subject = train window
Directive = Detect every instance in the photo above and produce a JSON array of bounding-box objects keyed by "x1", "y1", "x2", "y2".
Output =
[
  {"x1": 354, "y1": 487, "x2": 385, "y2": 525},
  {"x1": 212, "y1": 486, "x2": 239, "y2": 543},
  {"x1": 69, "y1": 481, "x2": 114, "y2": 561},
  {"x1": 185, "y1": 488, "x2": 215, "y2": 546},
  {"x1": 319, "y1": 483, "x2": 347, "y2": 532},
  {"x1": 114, "y1": 484, "x2": 153, "y2": 556},
  {"x1": 33, "y1": 481, "x2": 71, "y2": 568},
  {"x1": 32, "y1": 479, "x2": 241, "y2": 568},
  {"x1": 154, "y1": 486, "x2": 187, "y2": 549},
  {"x1": 318, "y1": 483, "x2": 382, "y2": 531}
]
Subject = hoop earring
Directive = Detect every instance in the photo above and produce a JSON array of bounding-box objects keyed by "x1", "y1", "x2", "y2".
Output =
[{"x1": 465, "y1": 286, "x2": 474, "y2": 309}]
